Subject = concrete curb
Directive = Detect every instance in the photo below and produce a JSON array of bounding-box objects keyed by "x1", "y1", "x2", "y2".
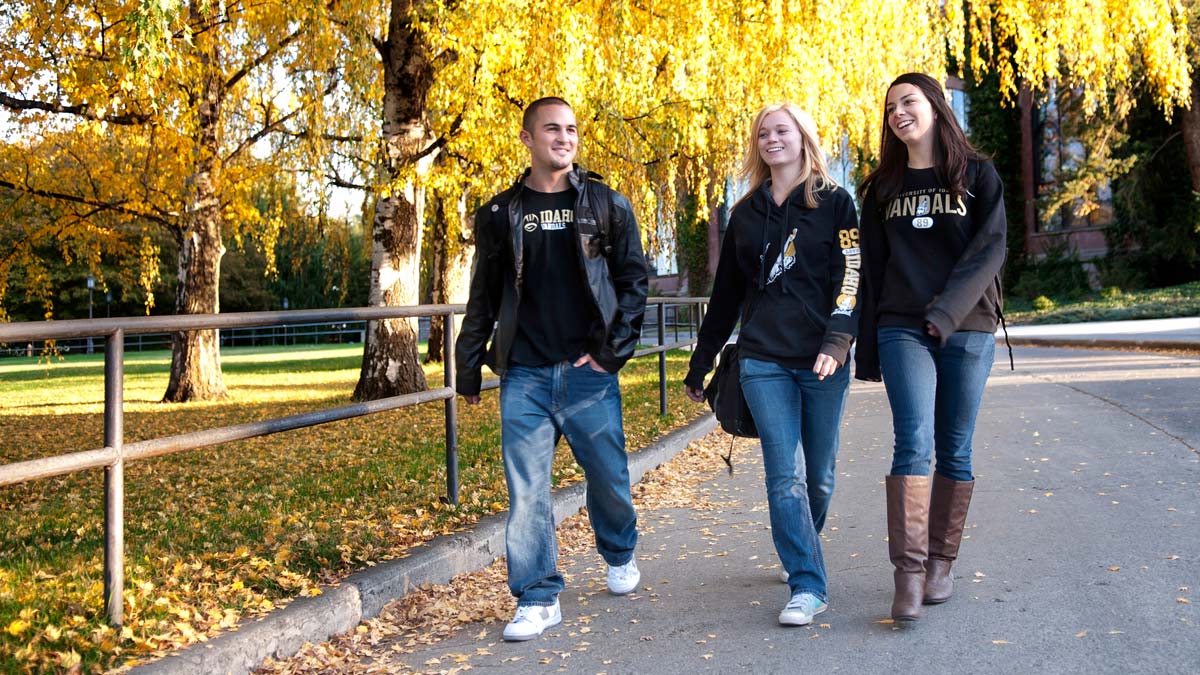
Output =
[
  {"x1": 1004, "y1": 336, "x2": 1200, "y2": 354},
  {"x1": 129, "y1": 413, "x2": 718, "y2": 675}
]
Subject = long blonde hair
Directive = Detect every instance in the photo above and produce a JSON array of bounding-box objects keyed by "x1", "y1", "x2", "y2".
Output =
[{"x1": 737, "y1": 103, "x2": 835, "y2": 208}]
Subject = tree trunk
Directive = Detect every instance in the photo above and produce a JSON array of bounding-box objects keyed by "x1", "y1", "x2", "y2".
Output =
[
  {"x1": 163, "y1": 5, "x2": 227, "y2": 402},
  {"x1": 1181, "y1": 70, "x2": 1200, "y2": 195},
  {"x1": 354, "y1": 193, "x2": 429, "y2": 399},
  {"x1": 353, "y1": 0, "x2": 434, "y2": 400},
  {"x1": 425, "y1": 189, "x2": 474, "y2": 363}
]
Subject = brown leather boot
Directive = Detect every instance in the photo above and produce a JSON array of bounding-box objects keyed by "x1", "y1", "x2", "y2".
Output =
[
  {"x1": 886, "y1": 474, "x2": 931, "y2": 622},
  {"x1": 924, "y1": 473, "x2": 975, "y2": 604}
]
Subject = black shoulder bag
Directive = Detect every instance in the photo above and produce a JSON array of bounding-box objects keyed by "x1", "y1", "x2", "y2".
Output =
[{"x1": 703, "y1": 343, "x2": 758, "y2": 439}]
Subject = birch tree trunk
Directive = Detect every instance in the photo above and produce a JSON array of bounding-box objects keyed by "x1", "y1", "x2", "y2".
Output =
[
  {"x1": 353, "y1": 0, "x2": 434, "y2": 400},
  {"x1": 163, "y1": 5, "x2": 227, "y2": 402}
]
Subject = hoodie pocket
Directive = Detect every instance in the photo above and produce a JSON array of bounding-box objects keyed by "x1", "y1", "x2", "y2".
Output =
[{"x1": 795, "y1": 299, "x2": 828, "y2": 333}]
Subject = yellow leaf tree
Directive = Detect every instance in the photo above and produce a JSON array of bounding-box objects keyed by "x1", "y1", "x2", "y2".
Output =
[
  {"x1": 4, "y1": 0, "x2": 1191, "y2": 401},
  {"x1": 0, "y1": 0, "x2": 351, "y2": 401}
]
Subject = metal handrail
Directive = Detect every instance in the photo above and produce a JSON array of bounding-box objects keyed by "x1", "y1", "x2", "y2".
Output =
[{"x1": 0, "y1": 297, "x2": 707, "y2": 627}]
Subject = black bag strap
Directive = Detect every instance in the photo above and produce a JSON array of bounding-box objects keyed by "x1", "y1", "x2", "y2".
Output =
[
  {"x1": 996, "y1": 276, "x2": 1014, "y2": 370},
  {"x1": 581, "y1": 176, "x2": 615, "y2": 258}
]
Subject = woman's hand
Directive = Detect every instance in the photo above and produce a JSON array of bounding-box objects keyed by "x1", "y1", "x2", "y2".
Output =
[
  {"x1": 926, "y1": 322, "x2": 941, "y2": 339},
  {"x1": 685, "y1": 385, "x2": 706, "y2": 403},
  {"x1": 812, "y1": 352, "x2": 842, "y2": 381}
]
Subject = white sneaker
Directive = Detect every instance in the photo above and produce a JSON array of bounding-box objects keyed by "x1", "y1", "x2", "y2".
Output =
[
  {"x1": 778, "y1": 568, "x2": 790, "y2": 584},
  {"x1": 778, "y1": 592, "x2": 828, "y2": 626},
  {"x1": 607, "y1": 558, "x2": 641, "y2": 595},
  {"x1": 503, "y1": 600, "x2": 562, "y2": 641}
]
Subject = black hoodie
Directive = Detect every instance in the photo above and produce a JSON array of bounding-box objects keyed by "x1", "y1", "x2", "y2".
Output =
[
  {"x1": 854, "y1": 158, "x2": 1007, "y2": 382},
  {"x1": 684, "y1": 180, "x2": 861, "y2": 390}
]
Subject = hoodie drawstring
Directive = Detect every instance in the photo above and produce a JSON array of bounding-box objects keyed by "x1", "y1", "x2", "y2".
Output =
[
  {"x1": 779, "y1": 198, "x2": 791, "y2": 296},
  {"x1": 758, "y1": 196, "x2": 770, "y2": 290}
]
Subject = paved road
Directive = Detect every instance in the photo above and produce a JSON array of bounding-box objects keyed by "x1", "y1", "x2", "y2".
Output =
[{"x1": 376, "y1": 346, "x2": 1199, "y2": 674}]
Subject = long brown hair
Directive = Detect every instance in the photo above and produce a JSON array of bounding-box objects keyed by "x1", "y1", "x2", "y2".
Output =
[
  {"x1": 857, "y1": 73, "x2": 984, "y2": 206},
  {"x1": 737, "y1": 103, "x2": 835, "y2": 208}
]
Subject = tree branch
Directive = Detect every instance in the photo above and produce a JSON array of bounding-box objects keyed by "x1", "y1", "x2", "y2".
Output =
[
  {"x1": 224, "y1": 77, "x2": 341, "y2": 162},
  {"x1": 492, "y1": 83, "x2": 525, "y2": 110},
  {"x1": 0, "y1": 178, "x2": 173, "y2": 228},
  {"x1": 325, "y1": 172, "x2": 368, "y2": 190},
  {"x1": 223, "y1": 26, "x2": 306, "y2": 94},
  {"x1": 0, "y1": 91, "x2": 151, "y2": 125},
  {"x1": 278, "y1": 129, "x2": 366, "y2": 143},
  {"x1": 404, "y1": 114, "x2": 463, "y2": 166}
]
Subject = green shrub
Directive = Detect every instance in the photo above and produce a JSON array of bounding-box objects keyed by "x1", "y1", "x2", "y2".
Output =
[
  {"x1": 1100, "y1": 285, "x2": 1123, "y2": 300},
  {"x1": 1011, "y1": 243, "x2": 1092, "y2": 300},
  {"x1": 1097, "y1": 253, "x2": 1151, "y2": 291},
  {"x1": 1032, "y1": 295, "x2": 1056, "y2": 311}
]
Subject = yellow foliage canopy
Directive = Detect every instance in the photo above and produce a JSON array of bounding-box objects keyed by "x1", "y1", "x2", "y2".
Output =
[
  {"x1": 415, "y1": 0, "x2": 1190, "y2": 246},
  {"x1": 0, "y1": 0, "x2": 355, "y2": 317},
  {"x1": 968, "y1": 0, "x2": 1192, "y2": 115},
  {"x1": 1, "y1": 0, "x2": 1193, "y2": 315}
]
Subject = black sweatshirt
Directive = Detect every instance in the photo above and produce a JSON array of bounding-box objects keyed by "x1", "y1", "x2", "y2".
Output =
[
  {"x1": 684, "y1": 181, "x2": 861, "y2": 390},
  {"x1": 854, "y1": 159, "x2": 1007, "y2": 382}
]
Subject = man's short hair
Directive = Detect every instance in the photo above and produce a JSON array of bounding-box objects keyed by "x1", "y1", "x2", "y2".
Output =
[{"x1": 522, "y1": 97, "x2": 573, "y2": 132}]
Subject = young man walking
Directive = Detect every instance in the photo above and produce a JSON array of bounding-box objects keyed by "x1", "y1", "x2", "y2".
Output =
[{"x1": 455, "y1": 97, "x2": 649, "y2": 641}]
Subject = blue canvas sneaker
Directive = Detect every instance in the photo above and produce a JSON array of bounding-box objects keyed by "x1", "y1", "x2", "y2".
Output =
[{"x1": 778, "y1": 592, "x2": 828, "y2": 626}]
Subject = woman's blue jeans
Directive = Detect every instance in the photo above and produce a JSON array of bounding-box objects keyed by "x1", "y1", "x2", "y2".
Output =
[
  {"x1": 499, "y1": 362, "x2": 637, "y2": 606},
  {"x1": 877, "y1": 326, "x2": 996, "y2": 481},
  {"x1": 739, "y1": 357, "x2": 849, "y2": 601}
]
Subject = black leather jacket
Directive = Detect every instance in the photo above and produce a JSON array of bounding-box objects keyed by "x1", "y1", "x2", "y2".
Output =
[{"x1": 455, "y1": 166, "x2": 648, "y2": 396}]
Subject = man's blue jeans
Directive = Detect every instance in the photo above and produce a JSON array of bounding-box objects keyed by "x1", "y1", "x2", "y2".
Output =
[
  {"x1": 499, "y1": 362, "x2": 637, "y2": 606},
  {"x1": 739, "y1": 357, "x2": 849, "y2": 601},
  {"x1": 877, "y1": 326, "x2": 996, "y2": 481}
]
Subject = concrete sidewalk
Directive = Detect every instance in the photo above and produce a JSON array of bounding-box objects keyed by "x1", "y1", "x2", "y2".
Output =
[
  {"x1": 1000, "y1": 316, "x2": 1200, "y2": 351},
  {"x1": 337, "y1": 346, "x2": 1200, "y2": 674},
  {"x1": 641, "y1": 316, "x2": 1200, "y2": 352},
  {"x1": 133, "y1": 324, "x2": 1200, "y2": 667}
]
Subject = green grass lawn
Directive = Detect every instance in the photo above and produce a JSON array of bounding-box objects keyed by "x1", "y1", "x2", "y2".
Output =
[
  {"x1": 0, "y1": 344, "x2": 704, "y2": 673},
  {"x1": 1004, "y1": 281, "x2": 1200, "y2": 325}
]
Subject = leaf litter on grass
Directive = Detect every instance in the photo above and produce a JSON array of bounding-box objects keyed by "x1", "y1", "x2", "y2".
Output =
[{"x1": 1, "y1": 347, "x2": 702, "y2": 674}]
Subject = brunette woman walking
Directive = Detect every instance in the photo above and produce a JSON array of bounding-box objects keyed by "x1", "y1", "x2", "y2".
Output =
[{"x1": 855, "y1": 73, "x2": 1007, "y2": 622}]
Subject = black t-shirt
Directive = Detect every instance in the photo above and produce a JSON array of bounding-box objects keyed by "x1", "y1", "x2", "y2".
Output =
[{"x1": 509, "y1": 188, "x2": 596, "y2": 366}]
